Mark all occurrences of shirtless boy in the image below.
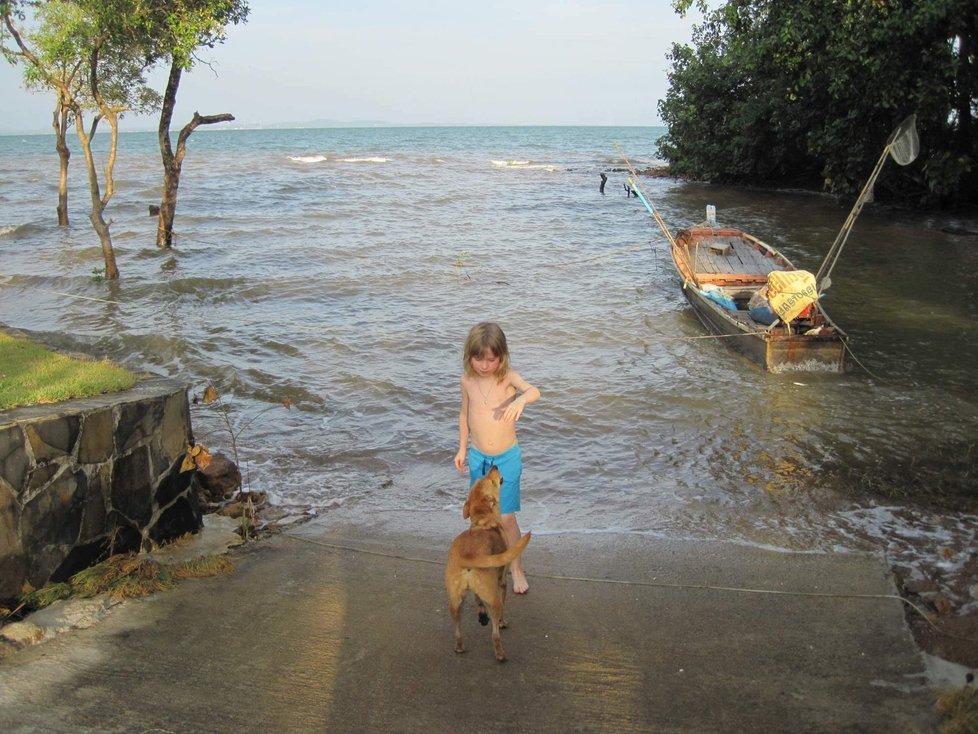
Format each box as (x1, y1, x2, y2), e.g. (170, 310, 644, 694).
(454, 322, 541, 594)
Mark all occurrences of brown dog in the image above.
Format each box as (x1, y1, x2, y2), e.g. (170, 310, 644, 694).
(445, 466, 530, 662)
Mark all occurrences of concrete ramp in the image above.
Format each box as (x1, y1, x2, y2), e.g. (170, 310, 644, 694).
(0, 518, 936, 733)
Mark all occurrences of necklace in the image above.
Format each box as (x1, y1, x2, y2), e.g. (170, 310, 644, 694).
(475, 378, 493, 405)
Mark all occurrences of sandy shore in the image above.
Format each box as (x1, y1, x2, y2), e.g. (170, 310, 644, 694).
(0, 503, 953, 733)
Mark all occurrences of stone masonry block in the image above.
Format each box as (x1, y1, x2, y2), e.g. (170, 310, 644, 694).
(25, 462, 62, 500)
(0, 424, 30, 495)
(160, 390, 191, 462)
(22, 468, 86, 547)
(78, 408, 115, 464)
(0, 479, 23, 566)
(25, 415, 80, 462)
(21, 468, 87, 585)
(78, 465, 110, 545)
(0, 377, 192, 603)
(111, 446, 153, 527)
(116, 398, 164, 454)
(155, 456, 194, 508)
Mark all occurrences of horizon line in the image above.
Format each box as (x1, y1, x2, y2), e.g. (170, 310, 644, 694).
(0, 121, 667, 136)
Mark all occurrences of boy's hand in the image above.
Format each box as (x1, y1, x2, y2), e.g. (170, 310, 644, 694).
(454, 449, 466, 473)
(502, 395, 526, 423)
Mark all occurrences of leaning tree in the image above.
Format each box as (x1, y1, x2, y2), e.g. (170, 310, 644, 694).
(2, 0, 160, 279)
(11, 1, 88, 225)
(142, 0, 250, 249)
(1, 0, 89, 225)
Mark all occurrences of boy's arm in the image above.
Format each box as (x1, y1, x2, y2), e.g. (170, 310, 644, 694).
(502, 370, 540, 422)
(454, 379, 470, 472)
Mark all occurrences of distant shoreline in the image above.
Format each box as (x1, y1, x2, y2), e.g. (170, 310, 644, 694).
(0, 123, 668, 137)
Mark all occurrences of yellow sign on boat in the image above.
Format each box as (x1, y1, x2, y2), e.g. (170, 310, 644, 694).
(767, 270, 818, 322)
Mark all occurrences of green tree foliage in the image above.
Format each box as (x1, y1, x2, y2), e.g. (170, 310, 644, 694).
(2, 0, 161, 278)
(1, 1, 247, 269)
(659, 0, 978, 207)
(18, 0, 90, 224)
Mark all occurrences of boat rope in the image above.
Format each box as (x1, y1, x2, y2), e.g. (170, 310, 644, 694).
(545, 243, 647, 267)
(842, 337, 882, 380)
(675, 332, 759, 340)
(34, 289, 121, 305)
(614, 143, 703, 285)
(644, 328, 764, 342)
(284, 532, 978, 643)
(170, 231, 225, 248)
(613, 143, 678, 245)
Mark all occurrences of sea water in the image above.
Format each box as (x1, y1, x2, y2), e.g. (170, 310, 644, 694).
(1, 126, 976, 607)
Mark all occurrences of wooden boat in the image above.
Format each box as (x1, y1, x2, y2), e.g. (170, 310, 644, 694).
(617, 115, 919, 373)
(669, 217, 847, 372)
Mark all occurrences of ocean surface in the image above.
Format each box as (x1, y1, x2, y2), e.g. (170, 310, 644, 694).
(1, 126, 976, 608)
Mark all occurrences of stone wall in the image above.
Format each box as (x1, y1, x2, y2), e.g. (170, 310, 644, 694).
(0, 377, 202, 602)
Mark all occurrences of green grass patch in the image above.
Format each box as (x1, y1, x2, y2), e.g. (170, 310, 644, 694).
(0, 331, 137, 411)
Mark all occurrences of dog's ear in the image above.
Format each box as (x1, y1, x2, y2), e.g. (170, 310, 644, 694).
(462, 499, 471, 519)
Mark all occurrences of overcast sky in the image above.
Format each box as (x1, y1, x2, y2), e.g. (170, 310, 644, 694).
(0, 1, 699, 133)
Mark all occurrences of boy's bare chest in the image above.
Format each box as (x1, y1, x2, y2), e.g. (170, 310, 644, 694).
(468, 379, 512, 407)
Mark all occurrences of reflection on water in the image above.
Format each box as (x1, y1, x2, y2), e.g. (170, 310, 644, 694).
(0, 127, 976, 595)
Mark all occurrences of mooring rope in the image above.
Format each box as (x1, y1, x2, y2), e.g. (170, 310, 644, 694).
(545, 243, 648, 267)
(169, 231, 225, 248)
(842, 338, 882, 380)
(284, 533, 978, 643)
(34, 289, 121, 305)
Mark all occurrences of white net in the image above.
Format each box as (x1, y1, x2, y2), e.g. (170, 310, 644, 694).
(888, 114, 919, 166)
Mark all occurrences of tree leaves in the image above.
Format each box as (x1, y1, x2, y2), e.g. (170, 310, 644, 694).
(181, 441, 212, 472)
(658, 0, 978, 206)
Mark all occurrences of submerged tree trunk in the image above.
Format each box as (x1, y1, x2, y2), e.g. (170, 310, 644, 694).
(53, 96, 71, 226)
(156, 60, 233, 249)
(75, 113, 119, 280)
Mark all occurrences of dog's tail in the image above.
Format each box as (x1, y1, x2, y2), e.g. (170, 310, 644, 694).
(463, 532, 531, 569)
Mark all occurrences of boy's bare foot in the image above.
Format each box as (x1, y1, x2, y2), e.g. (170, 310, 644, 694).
(512, 568, 529, 594)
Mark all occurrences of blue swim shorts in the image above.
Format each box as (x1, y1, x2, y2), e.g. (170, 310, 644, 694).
(468, 443, 522, 514)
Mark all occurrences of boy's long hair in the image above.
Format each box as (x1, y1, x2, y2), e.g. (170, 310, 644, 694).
(462, 322, 510, 379)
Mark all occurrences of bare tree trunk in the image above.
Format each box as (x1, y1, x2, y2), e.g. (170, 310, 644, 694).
(156, 63, 181, 250)
(89, 210, 119, 279)
(156, 60, 233, 249)
(53, 97, 70, 226)
(157, 159, 179, 249)
(75, 114, 119, 280)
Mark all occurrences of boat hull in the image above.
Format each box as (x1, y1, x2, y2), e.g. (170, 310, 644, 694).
(681, 283, 847, 372)
(671, 226, 847, 372)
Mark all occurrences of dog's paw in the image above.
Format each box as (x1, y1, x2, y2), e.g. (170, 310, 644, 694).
(478, 611, 489, 626)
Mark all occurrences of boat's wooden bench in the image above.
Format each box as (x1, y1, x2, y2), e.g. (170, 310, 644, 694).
(688, 236, 788, 276)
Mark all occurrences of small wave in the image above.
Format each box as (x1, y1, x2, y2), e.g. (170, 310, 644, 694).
(490, 160, 559, 172)
(0, 223, 44, 238)
(288, 154, 328, 163)
(336, 157, 388, 164)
